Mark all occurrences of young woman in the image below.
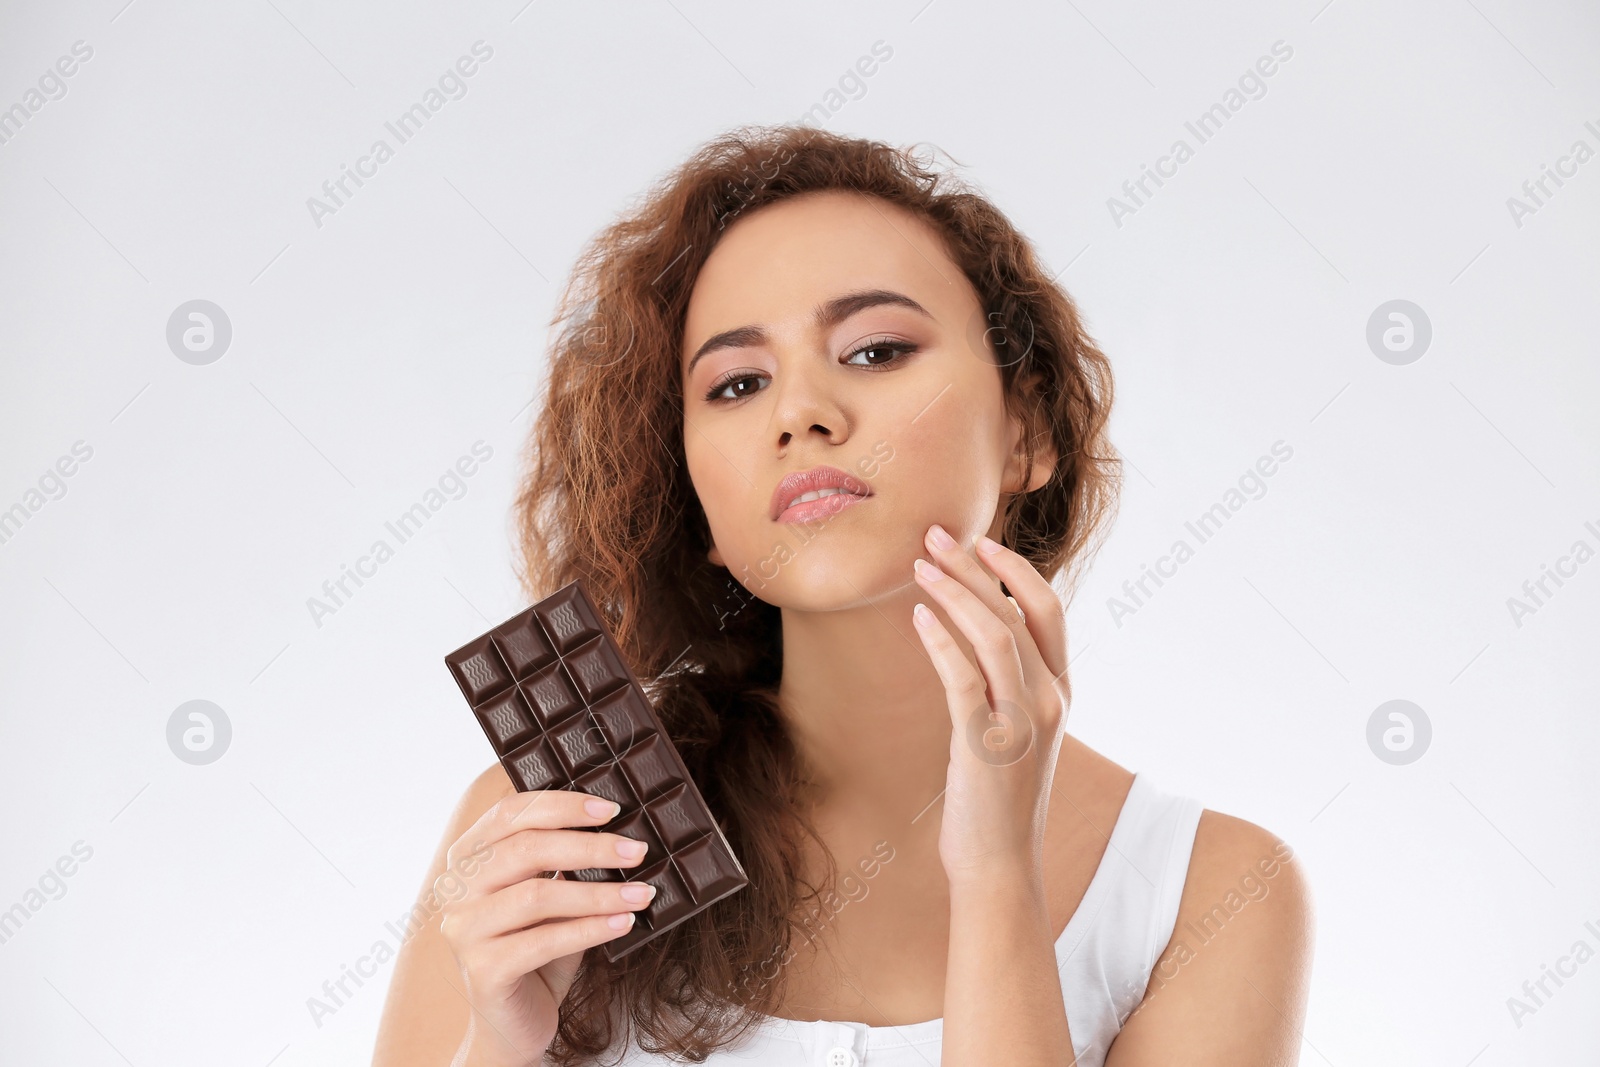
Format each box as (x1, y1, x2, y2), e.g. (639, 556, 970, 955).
(373, 125, 1314, 1066)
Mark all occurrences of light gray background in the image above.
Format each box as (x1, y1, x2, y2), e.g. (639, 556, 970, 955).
(2, 0, 1597, 1063)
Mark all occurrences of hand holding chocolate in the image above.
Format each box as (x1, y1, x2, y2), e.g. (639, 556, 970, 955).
(444, 581, 749, 960)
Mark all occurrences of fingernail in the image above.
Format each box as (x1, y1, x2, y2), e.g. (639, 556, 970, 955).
(914, 558, 944, 582)
(913, 603, 933, 627)
(620, 882, 657, 904)
(928, 523, 956, 550)
(977, 535, 1003, 555)
(617, 838, 648, 861)
(607, 911, 635, 929)
(585, 798, 621, 819)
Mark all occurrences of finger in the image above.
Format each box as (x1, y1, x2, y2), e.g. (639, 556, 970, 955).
(922, 524, 1054, 690)
(447, 789, 623, 873)
(910, 601, 990, 738)
(923, 524, 1015, 619)
(484, 911, 640, 984)
(912, 555, 1026, 706)
(466, 876, 658, 940)
(466, 827, 652, 895)
(973, 533, 1070, 685)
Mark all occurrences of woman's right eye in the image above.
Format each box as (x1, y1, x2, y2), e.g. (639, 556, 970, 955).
(705, 374, 767, 403)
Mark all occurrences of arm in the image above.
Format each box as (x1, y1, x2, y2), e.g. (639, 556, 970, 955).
(945, 861, 1075, 1065)
(372, 764, 515, 1065)
(910, 528, 1314, 1063)
(1105, 812, 1315, 1066)
(910, 527, 1077, 1065)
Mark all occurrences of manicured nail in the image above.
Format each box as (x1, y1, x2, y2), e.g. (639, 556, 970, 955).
(977, 535, 1003, 555)
(607, 911, 636, 929)
(914, 558, 944, 582)
(617, 838, 648, 860)
(928, 523, 956, 550)
(585, 798, 621, 819)
(620, 882, 657, 904)
(913, 603, 933, 627)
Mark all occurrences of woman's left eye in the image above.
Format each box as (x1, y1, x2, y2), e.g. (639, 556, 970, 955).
(844, 340, 918, 368)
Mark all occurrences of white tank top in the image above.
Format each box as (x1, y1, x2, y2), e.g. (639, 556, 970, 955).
(606, 771, 1205, 1066)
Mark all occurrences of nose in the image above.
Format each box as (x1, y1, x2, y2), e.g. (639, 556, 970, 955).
(770, 348, 850, 451)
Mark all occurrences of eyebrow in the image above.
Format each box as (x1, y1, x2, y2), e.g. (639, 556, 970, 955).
(685, 288, 933, 377)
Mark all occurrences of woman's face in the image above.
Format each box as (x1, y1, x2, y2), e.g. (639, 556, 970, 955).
(680, 189, 1053, 612)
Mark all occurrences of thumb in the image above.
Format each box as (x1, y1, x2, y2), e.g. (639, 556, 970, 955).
(540, 948, 585, 1002)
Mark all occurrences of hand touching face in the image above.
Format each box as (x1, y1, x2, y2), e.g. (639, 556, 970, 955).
(910, 523, 1071, 881)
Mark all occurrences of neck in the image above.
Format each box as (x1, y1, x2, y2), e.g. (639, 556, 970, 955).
(774, 580, 958, 829)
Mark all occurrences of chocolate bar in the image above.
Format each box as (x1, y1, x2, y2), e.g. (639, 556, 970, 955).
(444, 580, 748, 959)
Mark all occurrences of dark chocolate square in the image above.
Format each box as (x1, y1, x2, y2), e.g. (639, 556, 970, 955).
(534, 583, 604, 653)
(547, 713, 613, 778)
(571, 762, 640, 819)
(619, 733, 680, 802)
(646, 782, 711, 851)
(674, 834, 745, 903)
(564, 635, 631, 703)
(475, 687, 539, 751)
(608, 807, 668, 871)
(519, 663, 585, 726)
(634, 859, 693, 932)
(568, 864, 625, 884)
(493, 613, 558, 679)
(591, 686, 652, 752)
(503, 735, 565, 793)
(448, 634, 512, 705)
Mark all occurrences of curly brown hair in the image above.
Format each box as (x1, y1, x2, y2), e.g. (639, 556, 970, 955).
(513, 122, 1122, 1063)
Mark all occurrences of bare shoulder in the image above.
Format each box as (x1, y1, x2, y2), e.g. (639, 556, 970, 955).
(452, 761, 518, 829)
(370, 763, 516, 1066)
(1050, 734, 1137, 835)
(1180, 811, 1313, 931)
(1105, 809, 1315, 1066)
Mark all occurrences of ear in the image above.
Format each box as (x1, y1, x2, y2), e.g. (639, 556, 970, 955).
(708, 542, 725, 568)
(1003, 394, 1058, 495)
(1020, 430, 1059, 492)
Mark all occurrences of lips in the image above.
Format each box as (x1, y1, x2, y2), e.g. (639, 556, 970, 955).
(770, 465, 874, 522)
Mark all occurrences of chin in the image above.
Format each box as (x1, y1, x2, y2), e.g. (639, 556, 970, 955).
(738, 541, 919, 613)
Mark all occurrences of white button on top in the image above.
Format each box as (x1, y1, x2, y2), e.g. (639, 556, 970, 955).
(825, 1047, 857, 1067)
